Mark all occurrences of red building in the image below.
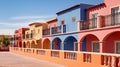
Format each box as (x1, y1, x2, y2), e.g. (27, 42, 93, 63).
(14, 28, 28, 47)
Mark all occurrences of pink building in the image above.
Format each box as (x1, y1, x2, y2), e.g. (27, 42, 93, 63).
(42, 18, 57, 49)
(14, 28, 28, 47)
(78, 0, 120, 54)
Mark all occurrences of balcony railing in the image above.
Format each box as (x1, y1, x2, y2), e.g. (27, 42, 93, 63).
(10, 47, 120, 67)
(36, 50, 46, 55)
(43, 28, 50, 36)
(51, 26, 62, 34)
(103, 12, 120, 27)
(51, 50, 59, 57)
(80, 18, 97, 30)
(64, 51, 77, 60)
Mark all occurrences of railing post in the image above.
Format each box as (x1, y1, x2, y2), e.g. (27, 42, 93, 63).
(50, 27, 52, 35)
(97, 16, 103, 28)
(78, 21, 80, 31)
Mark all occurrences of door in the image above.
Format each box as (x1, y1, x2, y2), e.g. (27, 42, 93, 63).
(92, 42, 100, 52)
(74, 42, 78, 51)
(92, 13, 98, 28)
(116, 41, 120, 54)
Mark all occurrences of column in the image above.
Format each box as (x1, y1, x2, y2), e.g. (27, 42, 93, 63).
(99, 41, 104, 53)
(97, 16, 103, 28)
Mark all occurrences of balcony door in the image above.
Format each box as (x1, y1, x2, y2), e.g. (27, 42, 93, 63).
(111, 7, 119, 25)
(115, 41, 120, 54)
(92, 13, 98, 28)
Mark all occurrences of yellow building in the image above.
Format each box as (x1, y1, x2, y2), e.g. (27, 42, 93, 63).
(22, 22, 47, 48)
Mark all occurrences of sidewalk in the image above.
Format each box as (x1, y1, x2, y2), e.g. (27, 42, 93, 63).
(0, 52, 66, 67)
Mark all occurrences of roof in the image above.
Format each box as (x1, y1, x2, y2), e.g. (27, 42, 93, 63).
(86, 3, 105, 11)
(56, 4, 80, 14)
(46, 18, 57, 23)
(29, 22, 45, 26)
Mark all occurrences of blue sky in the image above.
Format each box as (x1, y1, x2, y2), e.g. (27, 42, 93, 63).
(0, 0, 104, 35)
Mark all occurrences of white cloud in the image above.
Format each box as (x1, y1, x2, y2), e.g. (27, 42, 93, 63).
(0, 15, 56, 35)
(0, 19, 47, 35)
(11, 15, 56, 20)
(0, 29, 15, 35)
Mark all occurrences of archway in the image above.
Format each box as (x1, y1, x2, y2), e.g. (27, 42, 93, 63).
(102, 31, 120, 53)
(52, 38, 62, 50)
(26, 41, 30, 48)
(23, 42, 26, 48)
(43, 38, 50, 49)
(64, 36, 77, 51)
(31, 41, 36, 48)
(36, 39, 42, 48)
(80, 34, 99, 52)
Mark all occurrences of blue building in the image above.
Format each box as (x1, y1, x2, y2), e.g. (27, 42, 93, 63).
(51, 4, 92, 51)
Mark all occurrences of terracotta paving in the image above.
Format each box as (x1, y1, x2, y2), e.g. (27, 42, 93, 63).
(0, 52, 66, 67)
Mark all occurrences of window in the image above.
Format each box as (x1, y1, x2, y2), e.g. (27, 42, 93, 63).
(72, 16, 76, 22)
(111, 7, 119, 25)
(61, 20, 64, 25)
(116, 41, 120, 54)
(92, 13, 98, 28)
(74, 42, 78, 51)
(92, 42, 99, 52)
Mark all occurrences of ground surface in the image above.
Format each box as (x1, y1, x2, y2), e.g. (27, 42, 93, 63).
(0, 52, 66, 67)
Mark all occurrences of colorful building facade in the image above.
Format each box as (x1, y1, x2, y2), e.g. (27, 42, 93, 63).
(14, 28, 28, 47)
(12, 0, 120, 67)
(22, 22, 47, 48)
(42, 18, 57, 49)
(78, 0, 120, 54)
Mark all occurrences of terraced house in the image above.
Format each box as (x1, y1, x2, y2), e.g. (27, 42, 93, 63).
(11, 0, 120, 67)
(22, 22, 47, 48)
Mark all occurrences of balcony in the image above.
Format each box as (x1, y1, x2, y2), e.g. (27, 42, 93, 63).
(51, 26, 62, 34)
(43, 25, 66, 36)
(80, 18, 97, 30)
(43, 28, 50, 36)
(103, 12, 120, 27)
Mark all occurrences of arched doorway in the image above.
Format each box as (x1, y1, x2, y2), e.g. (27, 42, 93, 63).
(102, 31, 120, 54)
(43, 38, 50, 49)
(26, 41, 30, 48)
(31, 41, 36, 48)
(64, 36, 77, 51)
(52, 38, 62, 50)
(36, 39, 42, 48)
(23, 42, 26, 48)
(80, 34, 99, 52)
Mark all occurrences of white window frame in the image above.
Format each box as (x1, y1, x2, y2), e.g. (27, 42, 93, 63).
(92, 41, 100, 52)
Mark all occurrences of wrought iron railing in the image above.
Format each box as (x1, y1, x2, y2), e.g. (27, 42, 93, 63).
(43, 28, 50, 35)
(80, 18, 97, 30)
(103, 12, 120, 27)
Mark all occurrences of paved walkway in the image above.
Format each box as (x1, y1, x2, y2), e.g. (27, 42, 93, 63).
(0, 52, 66, 67)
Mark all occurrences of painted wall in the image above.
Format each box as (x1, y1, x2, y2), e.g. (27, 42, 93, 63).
(14, 28, 28, 47)
(87, 0, 120, 19)
(57, 4, 91, 33)
(51, 33, 78, 50)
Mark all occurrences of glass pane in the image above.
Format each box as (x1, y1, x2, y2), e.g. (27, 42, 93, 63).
(116, 42, 120, 54)
(93, 42, 99, 52)
(74, 42, 78, 51)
